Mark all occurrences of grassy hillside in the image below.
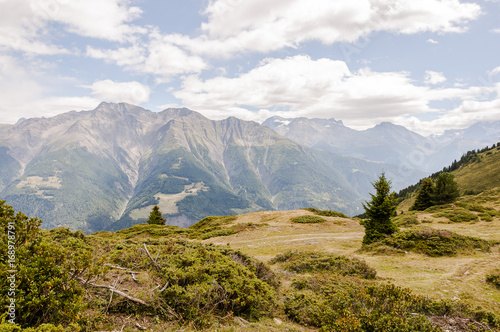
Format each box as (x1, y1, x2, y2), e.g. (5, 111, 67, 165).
(453, 146, 500, 193)
(3, 198, 499, 331)
(2, 145, 500, 331)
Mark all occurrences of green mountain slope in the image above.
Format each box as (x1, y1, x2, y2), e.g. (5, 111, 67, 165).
(453, 145, 500, 193)
(0, 102, 397, 232)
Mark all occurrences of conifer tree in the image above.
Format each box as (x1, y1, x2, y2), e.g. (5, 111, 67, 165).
(147, 205, 166, 225)
(410, 178, 434, 211)
(433, 172, 459, 205)
(362, 173, 398, 245)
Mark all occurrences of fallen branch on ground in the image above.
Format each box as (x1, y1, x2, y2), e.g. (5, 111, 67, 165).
(143, 243, 162, 272)
(69, 272, 148, 305)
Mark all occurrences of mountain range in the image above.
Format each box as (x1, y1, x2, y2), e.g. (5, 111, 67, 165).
(263, 116, 500, 173)
(0, 103, 498, 233)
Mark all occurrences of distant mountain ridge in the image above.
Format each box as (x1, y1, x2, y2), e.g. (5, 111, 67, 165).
(0, 103, 401, 232)
(263, 116, 500, 173)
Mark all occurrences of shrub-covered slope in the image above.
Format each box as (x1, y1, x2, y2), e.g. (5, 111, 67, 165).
(2, 203, 499, 331)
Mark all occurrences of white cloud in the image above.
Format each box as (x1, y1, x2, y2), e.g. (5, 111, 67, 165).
(171, 0, 481, 57)
(490, 66, 500, 76)
(174, 55, 428, 126)
(49, 0, 144, 42)
(175, 55, 349, 111)
(84, 80, 151, 105)
(0, 55, 45, 122)
(86, 45, 146, 67)
(0, 97, 101, 124)
(81, 0, 482, 80)
(424, 71, 447, 85)
(0, 0, 67, 54)
(85, 32, 208, 78)
(0, 0, 143, 54)
(30, 96, 101, 117)
(141, 33, 208, 78)
(491, 28, 500, 33)
(173, 55, 500, 132)
(427, 38, 439, 44)
(397, 94, 500, 135)
(0, 55, 102, 123)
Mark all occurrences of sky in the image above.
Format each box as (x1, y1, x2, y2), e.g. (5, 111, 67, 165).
(1, 0, 500, 135)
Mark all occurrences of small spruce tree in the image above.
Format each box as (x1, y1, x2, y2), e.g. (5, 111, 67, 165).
(362, 173, 398, 245)
(433, 172, 459, 205)
(410, 178, 434, 211)
(147, 205, 166, 225)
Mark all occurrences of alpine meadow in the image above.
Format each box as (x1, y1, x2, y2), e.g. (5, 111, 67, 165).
(2, 0, 500, 331)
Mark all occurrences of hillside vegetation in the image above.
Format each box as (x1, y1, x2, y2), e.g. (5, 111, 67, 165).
(2, 200, 500, 331)
(2, 144, 500, 331)
(454, 146, 500, 193)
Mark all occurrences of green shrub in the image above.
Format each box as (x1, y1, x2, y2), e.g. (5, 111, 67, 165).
(106, 241, 278, 327)
(5, 323, 81, 332)
(304, 207, 349, 218)
(186, 215, 242, 239)
(363, 228, 495, 257)
(291, 215, 326, 224)
(0, 201, 89, 328)
(486, 272, 500, 289)
(433, 208, 479, 223)
(198, 228, 238, 239)
(270, 251, 376, 279)
(284, 274, 442, 331)
(456, 203, 486, 213)
(394, 213, 419, 227)
(479, 213, 494, 222)
(0, 322, 81, 332)
(189, 215, 237, 230)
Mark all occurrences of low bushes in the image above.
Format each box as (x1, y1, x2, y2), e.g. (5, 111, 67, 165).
(155, 243, 277, 326)
(284, 274, 442, 332)
(0, 201, 90, 328)
(106, 240, 278, 328)
(363, 228, 495, 257)
(270, 251, 376, 279)
(394, 213, 420, 227)
(486, 271, 500, 289)
(291, 215, 326, 224)
(304, 207, 349, 218)
(433, 208, 478, 223)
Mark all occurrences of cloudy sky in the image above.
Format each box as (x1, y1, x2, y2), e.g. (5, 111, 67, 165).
(1, 0, 499, 135)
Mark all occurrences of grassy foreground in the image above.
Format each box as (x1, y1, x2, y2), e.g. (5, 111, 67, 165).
(1, 187, 500, 331)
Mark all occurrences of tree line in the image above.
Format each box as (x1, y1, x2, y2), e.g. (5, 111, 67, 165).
(395, 142, 499, 200)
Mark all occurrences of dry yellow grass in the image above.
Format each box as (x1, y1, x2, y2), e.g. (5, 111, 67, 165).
(204, 207, 500, 314)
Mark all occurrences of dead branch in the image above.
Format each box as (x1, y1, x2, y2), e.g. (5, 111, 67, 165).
(135, 322, 147, 330)
(143, 243, 162, 272)
(159, 304, 181, 320)
(70, 272, 148, 306)
(104, 263, 140, 274)
(158, 281, 169, 292)
(104, 289, 114, 314)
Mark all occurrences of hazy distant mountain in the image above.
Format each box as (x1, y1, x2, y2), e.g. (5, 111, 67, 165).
(430, 121, 500, 145)
(263, 117, 429, 164)
(0, 103, 402, 232)
(263, 116, 500, 174)
(426, 121, 500, 171)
